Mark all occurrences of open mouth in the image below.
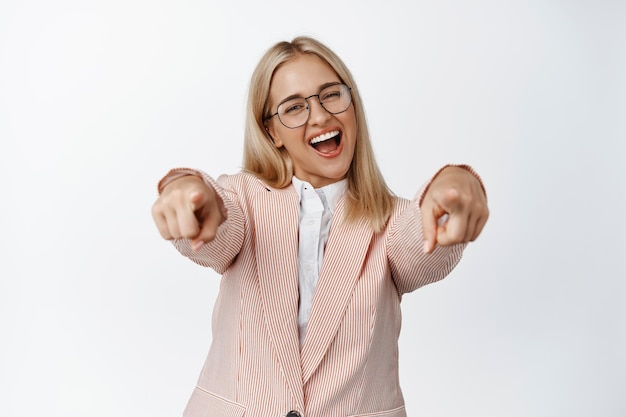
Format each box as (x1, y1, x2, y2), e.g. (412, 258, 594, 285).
(309, 130, 341, 154)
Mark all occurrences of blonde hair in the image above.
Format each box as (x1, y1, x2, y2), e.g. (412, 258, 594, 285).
(243, 36, 395, 232)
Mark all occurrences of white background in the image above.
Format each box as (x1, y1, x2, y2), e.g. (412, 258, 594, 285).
(1, 0, 625, 416)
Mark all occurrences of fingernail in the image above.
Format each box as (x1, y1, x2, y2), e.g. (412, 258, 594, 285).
(191, 240, 204, 251)
(423, 241, 431, 254)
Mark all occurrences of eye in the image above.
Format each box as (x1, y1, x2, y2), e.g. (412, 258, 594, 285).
(321, 87, 342, 101)
(280, 99, 307, 114)
(285, 104, 304, 113)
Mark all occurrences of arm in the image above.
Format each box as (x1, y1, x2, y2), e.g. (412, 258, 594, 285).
(151, 169, 245, 273)
(388, 190, 466, 295)
(388, 165, 488, 294)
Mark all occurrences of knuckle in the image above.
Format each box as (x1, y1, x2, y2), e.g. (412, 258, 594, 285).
(445, 226, 465, 243)
(180, 226, 198, 240)
(156, 224, 171, 240)
(169, 187, 187, 202)
(450, 231, 465, 242)
(458, 191, 472, 206)
(151, 203, 161, 218)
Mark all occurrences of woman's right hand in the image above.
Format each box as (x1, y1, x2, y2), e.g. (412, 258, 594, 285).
(151, 175, 224, 251)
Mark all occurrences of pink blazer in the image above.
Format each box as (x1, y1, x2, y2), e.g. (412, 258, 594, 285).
(170, 171, 465, 417)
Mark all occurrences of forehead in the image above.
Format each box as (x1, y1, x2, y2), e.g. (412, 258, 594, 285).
(269, 54, 341, 101)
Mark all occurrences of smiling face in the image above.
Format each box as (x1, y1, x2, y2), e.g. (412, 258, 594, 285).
(265, 54, 357, 188)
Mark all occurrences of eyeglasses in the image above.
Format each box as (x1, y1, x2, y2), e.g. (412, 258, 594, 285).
(265, 83, 352, 129)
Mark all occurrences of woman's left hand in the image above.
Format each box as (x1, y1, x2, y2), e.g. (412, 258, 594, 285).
(420, 166, 489, 254)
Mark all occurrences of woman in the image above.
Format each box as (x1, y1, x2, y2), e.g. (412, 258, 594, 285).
(152, 36, 488, 417)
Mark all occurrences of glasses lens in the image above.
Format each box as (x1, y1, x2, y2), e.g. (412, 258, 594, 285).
(277, 98, 309, 128)
(319, 84, 351, 114)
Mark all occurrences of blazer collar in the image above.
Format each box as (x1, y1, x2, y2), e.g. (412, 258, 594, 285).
(252, 184, 304, 408)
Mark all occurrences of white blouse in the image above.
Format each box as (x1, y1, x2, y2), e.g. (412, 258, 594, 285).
(292, 176, 348, 346)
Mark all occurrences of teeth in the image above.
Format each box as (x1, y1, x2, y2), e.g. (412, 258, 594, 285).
(310, 131, 339, 145)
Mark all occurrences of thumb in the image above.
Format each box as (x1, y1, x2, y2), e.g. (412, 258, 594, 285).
(190, 189, 222, 251)
(421, 204, 438, 254)
(188, 191, 210, 251)
(421, 188, 459, 254)
(189, 191, 210, 219)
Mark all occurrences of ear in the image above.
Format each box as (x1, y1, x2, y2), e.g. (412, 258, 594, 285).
(264, 123, 283, 148)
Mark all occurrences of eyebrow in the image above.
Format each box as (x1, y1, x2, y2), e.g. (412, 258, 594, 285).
(278, 81, 342, 105)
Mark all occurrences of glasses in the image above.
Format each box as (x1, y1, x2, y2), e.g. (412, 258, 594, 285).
(265, 83, 352, 129)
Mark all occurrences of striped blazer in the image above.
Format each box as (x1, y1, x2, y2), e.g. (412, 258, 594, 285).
(170, 170, 465, 417)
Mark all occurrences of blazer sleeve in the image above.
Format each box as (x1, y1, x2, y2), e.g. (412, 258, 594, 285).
(387, 184, 466, 296)
(159, 168, 246, 274)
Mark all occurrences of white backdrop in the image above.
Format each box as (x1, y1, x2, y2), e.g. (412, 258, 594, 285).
(1, 0, 625, 416)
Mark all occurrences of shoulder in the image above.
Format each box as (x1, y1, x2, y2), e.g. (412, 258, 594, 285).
(394, 196, 411, 210)
(216, 171, 294, 197)
(217, 171, 271, 190)
(380, 195, 422, 238)
(388, 196, 411, 221)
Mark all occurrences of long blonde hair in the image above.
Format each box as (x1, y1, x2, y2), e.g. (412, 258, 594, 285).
(243, 36, 395, 232)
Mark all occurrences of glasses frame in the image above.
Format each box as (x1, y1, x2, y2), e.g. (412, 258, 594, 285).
(264, 83, 352, 129)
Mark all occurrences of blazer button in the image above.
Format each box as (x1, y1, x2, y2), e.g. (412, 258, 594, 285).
(285, 411, 301, 417)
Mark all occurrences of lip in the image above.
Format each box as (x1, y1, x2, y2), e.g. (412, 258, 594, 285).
(306, 128, 343, 158)
(311, 133, 343, 159)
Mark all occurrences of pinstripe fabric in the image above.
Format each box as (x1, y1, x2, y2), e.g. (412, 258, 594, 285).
(170, 170, 466, 417)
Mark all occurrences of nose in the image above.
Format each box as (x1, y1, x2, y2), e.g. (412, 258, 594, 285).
(306, 95, 332, 126)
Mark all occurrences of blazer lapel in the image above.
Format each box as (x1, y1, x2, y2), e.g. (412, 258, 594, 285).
(253, 185, 304, 408)
(300, 198, 373, 383)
